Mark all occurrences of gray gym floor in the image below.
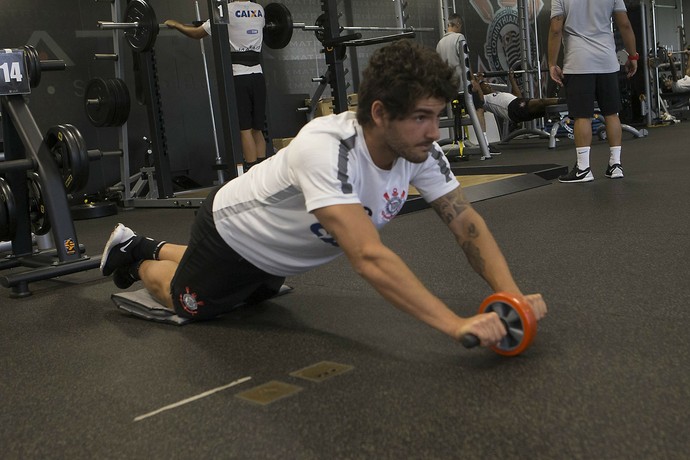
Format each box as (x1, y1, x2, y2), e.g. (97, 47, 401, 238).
(1, 121, 689, 459)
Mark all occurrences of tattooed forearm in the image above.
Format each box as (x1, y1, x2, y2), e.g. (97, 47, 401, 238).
(430, 189, 471, 224)
(461, 223, 486, 276)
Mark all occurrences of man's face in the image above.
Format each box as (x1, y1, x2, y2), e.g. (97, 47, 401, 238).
(380, 97, 446, 164)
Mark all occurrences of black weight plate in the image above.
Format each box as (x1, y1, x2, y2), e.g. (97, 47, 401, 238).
(85, 78, 116, 127)
(111, 78, 131, 126)
(124, 0, 159, 52)
(23, 45, 41, 88)
(26, 172, 50, 235)
(45, 125, 85, 193)
(314, 14, 327, 43)
(105, 78, 121, 128)
(63, 124, 90, 166)
(71, 202, 118, 221)
(0, 177, 17, 241)
(106, 78, 127, 127)
(62, 124, 90, 192)
(264, 2, 293, 49)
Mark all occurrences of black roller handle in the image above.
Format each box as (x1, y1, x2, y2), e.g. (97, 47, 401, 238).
(460, 318, 509, 349)
(461, 334, 480, 349)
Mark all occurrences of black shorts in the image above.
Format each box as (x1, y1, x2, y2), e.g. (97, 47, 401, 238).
(507, 98, 531, 123)
(234, 73, 267, 131)
(170, 187, 285, 320)
(563, 72, 621, 118)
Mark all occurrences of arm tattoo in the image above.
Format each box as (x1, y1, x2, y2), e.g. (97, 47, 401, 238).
(461, 223, 486, 276)
(432, 189, 487, 276)
(430, 188, 471, 225)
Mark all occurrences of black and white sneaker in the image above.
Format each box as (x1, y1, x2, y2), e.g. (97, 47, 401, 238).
(558, 164, 594, 183)
(100, 223, 140, 276)
(605, 163, 624, 179)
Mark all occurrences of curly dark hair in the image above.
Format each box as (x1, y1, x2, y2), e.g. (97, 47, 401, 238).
(356, 39, 458, 126)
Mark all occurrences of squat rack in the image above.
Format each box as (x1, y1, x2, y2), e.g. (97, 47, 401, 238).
(640, 0, 687, 125)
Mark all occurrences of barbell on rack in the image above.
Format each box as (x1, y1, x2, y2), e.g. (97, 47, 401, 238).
(96, 1, 434, 52)
(475, 69, 546, 78)
(263, 3, 433, 49)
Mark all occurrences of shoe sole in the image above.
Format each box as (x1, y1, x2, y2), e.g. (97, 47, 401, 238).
(100, 224, 127, 275)
(558, 176, 594, 183)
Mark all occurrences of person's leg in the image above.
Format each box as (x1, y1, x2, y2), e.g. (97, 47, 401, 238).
(240, 129, 258, 164)
(603, 114, 623, 147)
(110, 243, 185, 309)
(139, 260, 178, 309)
(234, 74, 255, 164)
(573, 118, 593, 148)
(250, 73, 268, 162)
(559, 74, 595, 183)
(597, 72, 624, 178)
(251, 129, 266, 160)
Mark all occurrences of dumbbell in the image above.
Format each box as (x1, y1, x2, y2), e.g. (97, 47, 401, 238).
(460, 292, 537, 356)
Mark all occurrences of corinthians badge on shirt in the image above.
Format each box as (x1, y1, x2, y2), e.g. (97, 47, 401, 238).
(381, 188, 406, 221)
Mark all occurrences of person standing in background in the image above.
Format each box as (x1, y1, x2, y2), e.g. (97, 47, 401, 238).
(548, 0, 638, 183)
(165, 0, 268, 170)
(437, 13, 501, 156)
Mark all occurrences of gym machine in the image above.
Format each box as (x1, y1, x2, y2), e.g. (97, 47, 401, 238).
(497, 0, 551, 144)
(0, 47, 101, 297)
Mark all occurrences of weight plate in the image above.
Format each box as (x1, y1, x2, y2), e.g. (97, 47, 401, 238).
(111, 78, 131, 126)
(124, 0, 159, 52)
(314, 14, 327, 43)
(0, 177, 18, 241)
(264, 2, 293, 49)
(71, 202, 118, 221)
(106, 78, 121, 128)
(62, 124, 90, 192)
(45, 125, 88, 193)
(27, 172, 50, 235)
(477, 292, 537, 357)
(85, 78, 117, 127)
(23, 45, 41, 88)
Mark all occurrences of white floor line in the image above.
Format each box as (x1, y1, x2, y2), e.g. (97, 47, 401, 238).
(133, 376, 252, 422)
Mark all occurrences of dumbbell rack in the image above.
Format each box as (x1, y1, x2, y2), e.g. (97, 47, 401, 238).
(0, 50, 100, 297)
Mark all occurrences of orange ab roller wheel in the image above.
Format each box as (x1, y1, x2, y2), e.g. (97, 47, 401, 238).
(460, 292, 538, 356)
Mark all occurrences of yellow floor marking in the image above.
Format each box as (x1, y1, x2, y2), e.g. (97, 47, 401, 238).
(409, 173, 522, 196)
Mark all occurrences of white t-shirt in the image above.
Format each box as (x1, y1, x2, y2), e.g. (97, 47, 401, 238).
(436, 32, 468, 91)
(482, 92, 517, 120)
(550, 0, 627, 74)
(202, 1, 264, 76)
(672, 75, 690, 92)
(213, 111, 460, 276)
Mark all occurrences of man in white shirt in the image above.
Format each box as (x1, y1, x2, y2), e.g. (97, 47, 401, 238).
(436, 14, 501, 155)
(101, 40, 547, 350)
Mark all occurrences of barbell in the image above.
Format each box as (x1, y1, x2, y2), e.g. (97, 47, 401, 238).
(97, 1, 433, 52)
(476, 69, 546, 78)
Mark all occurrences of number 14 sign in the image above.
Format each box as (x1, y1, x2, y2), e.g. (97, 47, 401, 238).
(0, 49, 31, 96)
